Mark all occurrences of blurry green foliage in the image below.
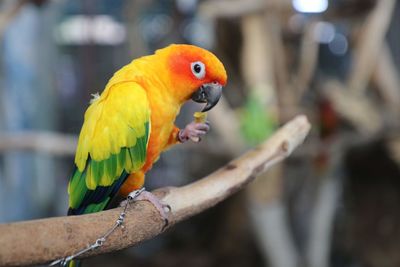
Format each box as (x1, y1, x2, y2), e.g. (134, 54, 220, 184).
(240, 93, 277, 146)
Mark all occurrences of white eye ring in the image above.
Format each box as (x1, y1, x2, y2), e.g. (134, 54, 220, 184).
(190, 61, 206, 79)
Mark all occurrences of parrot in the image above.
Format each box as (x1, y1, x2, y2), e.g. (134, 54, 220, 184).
(67, 44, 227, 251)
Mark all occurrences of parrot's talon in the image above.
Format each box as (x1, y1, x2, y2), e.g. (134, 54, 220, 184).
(127, 189, 170, 226)
(161, 218, 169, 231)
(179, 121, 210, 143)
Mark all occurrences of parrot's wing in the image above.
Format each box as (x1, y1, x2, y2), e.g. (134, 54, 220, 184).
(68, 82, 150, 214)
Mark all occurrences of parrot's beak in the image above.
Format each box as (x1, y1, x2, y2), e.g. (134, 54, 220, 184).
(191, 82, 223, 112)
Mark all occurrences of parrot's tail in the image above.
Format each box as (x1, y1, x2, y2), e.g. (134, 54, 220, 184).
(67, 259, 81, 267)
(66, 171, 129, 267)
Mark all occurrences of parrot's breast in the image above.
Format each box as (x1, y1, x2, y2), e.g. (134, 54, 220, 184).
(141, 86, 181, 173)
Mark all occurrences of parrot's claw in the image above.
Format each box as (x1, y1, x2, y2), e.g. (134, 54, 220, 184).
(178, 121, 210, 143)
(122, 189, 170, 230)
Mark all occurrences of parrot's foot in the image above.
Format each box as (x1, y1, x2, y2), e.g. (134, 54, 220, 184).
(121, 188, 171, 229)
(178, 121, 210, 143)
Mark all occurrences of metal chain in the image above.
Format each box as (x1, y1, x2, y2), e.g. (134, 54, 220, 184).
(49, 188, 146, 266)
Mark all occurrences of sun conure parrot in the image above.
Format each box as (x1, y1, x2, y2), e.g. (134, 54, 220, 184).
(67, 44, 227, 223)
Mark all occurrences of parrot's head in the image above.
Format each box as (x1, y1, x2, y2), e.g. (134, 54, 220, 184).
(158, 44, 227, 112)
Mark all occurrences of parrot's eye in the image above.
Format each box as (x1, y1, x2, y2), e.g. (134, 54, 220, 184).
(191, 61, 206, 79)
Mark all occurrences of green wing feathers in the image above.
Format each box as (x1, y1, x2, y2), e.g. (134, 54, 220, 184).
(68, 82, 151, 214)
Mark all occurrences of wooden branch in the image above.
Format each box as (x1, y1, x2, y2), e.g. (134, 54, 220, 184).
(306, 167, 340, 267)
(323, 80, 382, 135)
(0, 131, 77, 156)
(250, 200, 299, 267)
(199, 0, 292, 19)
(371, 42, 400, 115)
(295, 20, 320, 100)
(241, 12, 275, 93)
(347, 0, 396, 94)
(240, 11, 279, 114)
(0, 115, 311, 266)
(266, 11, 297, 121)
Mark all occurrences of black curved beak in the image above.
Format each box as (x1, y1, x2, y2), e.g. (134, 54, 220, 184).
(191, 82, 223, 112)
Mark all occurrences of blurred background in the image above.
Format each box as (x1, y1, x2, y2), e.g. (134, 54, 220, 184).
(1, 0, 400, 266)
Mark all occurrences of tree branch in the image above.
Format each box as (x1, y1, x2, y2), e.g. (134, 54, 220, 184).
(0, 131, 77, 156)
(0, 115, 311, 266)
(323, 80, 382, 135)
(347, 0, 396, 94)
(199, 0, 292, 19)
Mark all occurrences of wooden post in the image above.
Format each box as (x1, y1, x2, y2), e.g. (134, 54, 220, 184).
(347, 0, 396, 94)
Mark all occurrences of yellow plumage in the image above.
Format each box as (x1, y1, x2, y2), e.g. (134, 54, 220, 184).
(76, 82, 150, 172)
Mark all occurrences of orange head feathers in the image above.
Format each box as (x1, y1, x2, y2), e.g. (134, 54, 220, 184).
(154, 44, 227, 110)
